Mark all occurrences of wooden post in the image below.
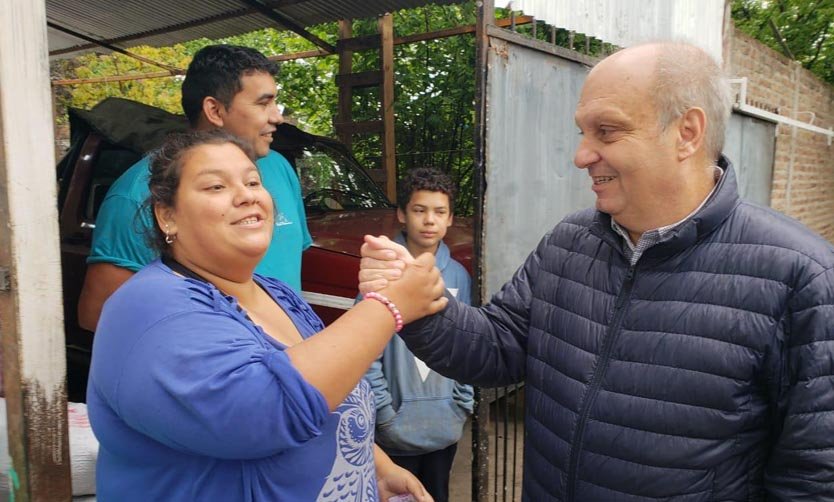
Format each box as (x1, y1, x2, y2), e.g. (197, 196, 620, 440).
(337, 19, 353, 148)
(473, 2, 495, 500)
(379, 13, 397, 202)
(0, 0, 72, 500)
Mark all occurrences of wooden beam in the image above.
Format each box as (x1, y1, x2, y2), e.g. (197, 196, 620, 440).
(48, 52, 316, 85)
(472, 1, 495, 500)
(338, 15, 534, 51)
(337, 19, 354, 148)
(396, 15, 533, 45)
(52, 70, 176, 86)
(334, 119, 383, 136)
(47, 22, 183, 74)
(335, 70, 382, 89)
(379, 13, 396, 202)
(52, 47, 334, 86)
(337, 35, 381, 53)
(49, 7, 256, 57)
(366, 169, 387, 185)
(238, 0, 335, 54)
(271, 48, 331, 62)
(0, 1, 72, 500)
(52, 17, 534, 87)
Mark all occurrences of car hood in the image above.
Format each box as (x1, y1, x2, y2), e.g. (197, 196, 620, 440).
(307, 208, 474, 266)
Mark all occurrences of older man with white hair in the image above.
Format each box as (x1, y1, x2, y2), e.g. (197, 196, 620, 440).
(359, 41, 834, 500)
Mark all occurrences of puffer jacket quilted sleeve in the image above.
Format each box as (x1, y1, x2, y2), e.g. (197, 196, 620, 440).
(398, 231, 550, 387)
(764, 258, 834, 500)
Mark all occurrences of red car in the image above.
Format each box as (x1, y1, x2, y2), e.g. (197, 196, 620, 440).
(57, 98, 473, 401)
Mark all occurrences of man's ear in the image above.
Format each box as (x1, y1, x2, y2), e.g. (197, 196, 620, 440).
(677, 107, 707, 161)
(154, 205, 177, 236)
(202, 97, 226, 128)
(396, 208, 406, 225)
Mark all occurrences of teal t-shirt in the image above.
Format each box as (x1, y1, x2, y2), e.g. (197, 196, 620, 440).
(88, 150, 312, 291)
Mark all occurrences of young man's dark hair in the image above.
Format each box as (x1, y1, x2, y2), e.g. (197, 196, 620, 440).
(181, 44, 279, 126)
(77, 44, 309, 334)
(396, 167, 457, 212)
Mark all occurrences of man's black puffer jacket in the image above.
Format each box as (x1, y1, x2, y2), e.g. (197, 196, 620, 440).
(400, 160, 834, 501)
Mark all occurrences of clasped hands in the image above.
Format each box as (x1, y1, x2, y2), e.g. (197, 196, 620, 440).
(360, 235, 448, 324)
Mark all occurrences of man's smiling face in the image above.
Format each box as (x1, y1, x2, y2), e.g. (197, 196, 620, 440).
(573, 46, 682, 234)
(216, 71, 283, 158)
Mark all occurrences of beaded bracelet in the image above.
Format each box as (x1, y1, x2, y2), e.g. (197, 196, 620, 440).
(364, 291, 404, 332)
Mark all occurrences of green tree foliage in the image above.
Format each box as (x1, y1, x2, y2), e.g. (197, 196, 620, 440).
(733, 0, 834, 83)
(52, 1, 488, 214)
(347, 3, 479, 214)
(54, 44, 195, 116)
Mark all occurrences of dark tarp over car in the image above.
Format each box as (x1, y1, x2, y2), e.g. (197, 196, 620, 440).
(68, 97, 189, 155)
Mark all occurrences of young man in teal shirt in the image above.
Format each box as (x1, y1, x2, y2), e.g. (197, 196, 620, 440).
(78, 45, 311, 331)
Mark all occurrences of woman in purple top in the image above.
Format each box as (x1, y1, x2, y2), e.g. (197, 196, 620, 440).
(87, 130, 446, 501)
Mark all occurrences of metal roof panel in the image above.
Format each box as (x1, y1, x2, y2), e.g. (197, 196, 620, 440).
(47, 0, 463, 58)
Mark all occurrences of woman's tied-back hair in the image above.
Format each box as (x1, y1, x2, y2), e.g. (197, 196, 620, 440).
(181, 44, 279, 127)
(396, 167, 457, 212)
(145, 130, 256, 257)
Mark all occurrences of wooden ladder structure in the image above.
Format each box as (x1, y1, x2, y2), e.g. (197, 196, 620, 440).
(335, 13, 397, 201)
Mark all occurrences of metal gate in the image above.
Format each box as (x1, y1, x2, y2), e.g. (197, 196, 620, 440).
(724, 113, 776, 207)
(482, 30, 596, 300)
(474, 28, 598, 502)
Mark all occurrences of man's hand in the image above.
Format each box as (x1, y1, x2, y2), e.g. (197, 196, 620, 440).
(78, 263, 135, 331)
(379, 251, 447, 324)
(359, 235, 415, 294)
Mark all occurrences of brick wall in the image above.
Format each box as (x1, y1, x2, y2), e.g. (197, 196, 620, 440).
(725, 27, 834, 242)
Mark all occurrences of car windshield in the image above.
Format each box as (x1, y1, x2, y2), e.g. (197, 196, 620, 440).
(295, 142, 392, 212)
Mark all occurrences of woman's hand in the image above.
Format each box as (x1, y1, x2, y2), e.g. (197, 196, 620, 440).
(375, 446, 434, 502)
(379, 250, 447, 324)
(359, 235, 414, 294)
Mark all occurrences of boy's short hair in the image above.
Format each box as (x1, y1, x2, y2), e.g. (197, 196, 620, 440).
(397, 167, 456, 211)
(181, 44, 279, 126)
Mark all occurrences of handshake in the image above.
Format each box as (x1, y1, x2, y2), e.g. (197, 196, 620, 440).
(358, 235, 449, 325)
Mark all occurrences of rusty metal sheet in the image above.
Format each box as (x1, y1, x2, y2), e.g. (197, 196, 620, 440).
(723, 113, 775, 207)
(482, 36, 596, 298)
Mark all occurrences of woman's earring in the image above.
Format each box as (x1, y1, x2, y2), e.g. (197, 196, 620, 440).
(164, 224, 176, 245)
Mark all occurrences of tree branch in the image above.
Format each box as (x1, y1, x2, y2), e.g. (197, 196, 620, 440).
(806, 23, 830, 67)
(769, 17, 796, 59)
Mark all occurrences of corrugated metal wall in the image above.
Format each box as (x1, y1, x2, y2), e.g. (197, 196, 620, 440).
(47, 0, 465, 56)
(511, 0, 726, 63)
